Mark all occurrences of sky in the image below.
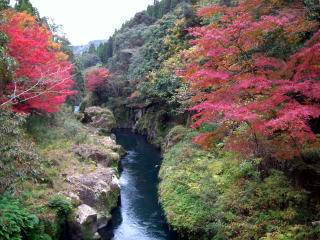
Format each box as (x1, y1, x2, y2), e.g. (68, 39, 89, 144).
(27, 0, 154, 46)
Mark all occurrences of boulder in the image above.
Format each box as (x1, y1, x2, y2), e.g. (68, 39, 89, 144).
(98, 136, 126, 156)
(74, 204, 105, 239)
(66, 165, 120, 239)
(72, 144, 120, 167)
(75, 204, 98, 236)
(83, 107, 116, 134)
(66, 166, 120, 215)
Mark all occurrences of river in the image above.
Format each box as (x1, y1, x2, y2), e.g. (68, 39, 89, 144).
(99, 129, 179, 240)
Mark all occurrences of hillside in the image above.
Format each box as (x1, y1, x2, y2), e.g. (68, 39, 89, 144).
(1, 0, 320, 239)
(73, 39, 107, 55)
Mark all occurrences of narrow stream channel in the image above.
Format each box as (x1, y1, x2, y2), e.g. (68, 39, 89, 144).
(100, 129, 179, 240)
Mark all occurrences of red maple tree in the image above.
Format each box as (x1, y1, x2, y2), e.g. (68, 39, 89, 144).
(0, 10, 75, 113)
(183, 0, 320, 160)
(85, 67, 111, 92)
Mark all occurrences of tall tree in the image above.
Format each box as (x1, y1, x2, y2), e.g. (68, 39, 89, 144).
(184, 0, 320, 160)
(88, 43, 96, 54)
(0, 0, 9, 11)
(106, 37, 113, 59)
(164, 0, 172, 13)
(14, 0, 40, 19)
(0, 10, 75, 113)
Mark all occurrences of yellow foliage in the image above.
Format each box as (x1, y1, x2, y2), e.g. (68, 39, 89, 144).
(49, 41, 61, 50)
(55, 52, 68, 61)
(3, 10, 36, 28)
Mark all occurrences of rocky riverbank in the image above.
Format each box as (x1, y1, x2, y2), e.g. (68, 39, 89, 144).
(26, 106, 125, 240)
(63, 106, 124, 239)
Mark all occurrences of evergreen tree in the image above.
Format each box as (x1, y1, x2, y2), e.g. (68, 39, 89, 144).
(88, 43, 96, 54)
(164, 0, 172, 13)
(14, 0, 40, 19)
(147, 5, 155, 18)
(154, 0, 161, 18)
(106, 36, 113, 59)
(0, 0, 10, 11)
(96, 37, 113, 64)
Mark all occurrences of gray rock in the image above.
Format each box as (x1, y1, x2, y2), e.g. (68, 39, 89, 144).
(66, 165, 120, 215)
(75, 204, 98, 237)
(72, 143, 120, 167)
(66, 166, 120, 239)
(83, 107, 116, 134)
(93, 232, 102, 239)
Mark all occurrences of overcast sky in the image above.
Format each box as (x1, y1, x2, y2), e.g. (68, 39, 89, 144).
(28, 0, 154, 46)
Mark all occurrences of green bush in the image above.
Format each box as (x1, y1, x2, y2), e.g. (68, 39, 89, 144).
(0, 109, 43, 193)
(0, 193, 51, 240)
(24, 106, 87, 147)
(159, 129, 320, 240)
(48, 195, 73, 221)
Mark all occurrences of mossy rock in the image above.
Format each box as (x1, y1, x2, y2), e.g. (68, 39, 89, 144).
(163, 125, 187, 151)
(83, 107, 116, 134)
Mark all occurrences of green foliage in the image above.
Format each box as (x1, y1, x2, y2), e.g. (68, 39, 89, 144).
(159, 131, 217, 238)
(129, 14, 177, 79)
(0, 109, 43, 193)
(47, 196, 73, 239)
(97, 36, 113, 64)
(126, 4, 198, 113)
(54, 35, 75, 61)
(0, 0, 10, 11)
(135, 107, 169, 146)
(66, 58, 86, 106)
(301, 0, 319, 20)
(48, 195, 73, 221)
(0, 17, 17, 94)
(14, 0, 40, 19)
(159, 129, 320, 239)
(147, 0, 194, 19)
(87, 43, 96, 54)
(78, 52, 100, 68)
(0, 193, 51, 240)
(164, 124, 188, 151)
(24, 106, 88, 147)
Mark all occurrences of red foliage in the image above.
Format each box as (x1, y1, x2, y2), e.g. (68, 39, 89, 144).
(0, 10, 75, 113)
(85, 67, 112, 92)
(129, 92, 138, 99)
(183, 0, 320, 160)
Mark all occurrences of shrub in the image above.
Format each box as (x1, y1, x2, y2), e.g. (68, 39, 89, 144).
(0, 108, 42, 193)
(0, 193, 51, 240)
(24, 106, 87, 147)
(159, 129, 320, 239)
(48, 195, 73, 222)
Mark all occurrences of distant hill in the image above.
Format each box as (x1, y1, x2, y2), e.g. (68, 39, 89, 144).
(73, 40, 107, 55)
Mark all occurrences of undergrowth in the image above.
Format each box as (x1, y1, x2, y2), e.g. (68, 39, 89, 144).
(159, 128, 320, 240)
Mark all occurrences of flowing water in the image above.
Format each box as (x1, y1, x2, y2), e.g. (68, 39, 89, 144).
(100, 129, 179, 240)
